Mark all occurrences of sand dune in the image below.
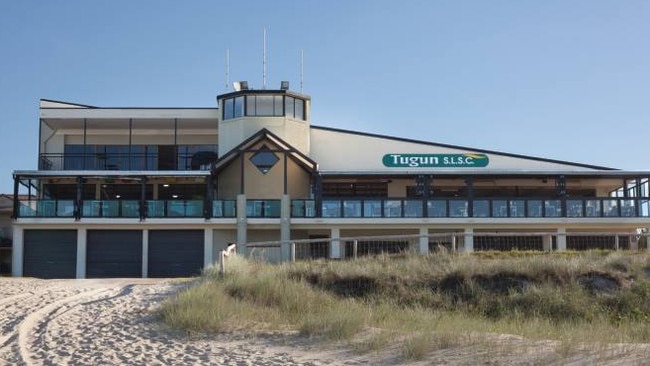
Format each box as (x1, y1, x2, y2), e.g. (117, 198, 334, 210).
(1, 277, 649, 365)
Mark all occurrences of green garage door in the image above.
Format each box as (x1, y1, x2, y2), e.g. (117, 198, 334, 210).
(87, 230, 143, 278)
(24, 229, 77, 279)
(148, 230, 204, 278)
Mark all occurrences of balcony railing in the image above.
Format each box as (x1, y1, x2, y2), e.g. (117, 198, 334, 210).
(291, 198, 650, 219)
(38, 151, 217, 171)
(15, 197, 650, 219)
(246, 200, 281, 218)
(17, 199, 237, 218)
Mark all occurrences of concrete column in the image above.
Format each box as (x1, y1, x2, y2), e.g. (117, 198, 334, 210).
(76, 228, 87, 279)
(463, 228, 474, 253)
(142, 229, 148, 278)
(556, 228, 567, 251)
(204, 228, 214, 268)
(614, 235, 620, 251)
(543, 234, 552, 252)
(11, 226, 23, 277)
(329, 228, 342, 259)
(418, 227, 429, 254)
(280, 194, 292, 261)
(236, 194, 247, 253)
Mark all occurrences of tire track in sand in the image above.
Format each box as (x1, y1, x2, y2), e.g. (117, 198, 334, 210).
(17, 287, 114, 366)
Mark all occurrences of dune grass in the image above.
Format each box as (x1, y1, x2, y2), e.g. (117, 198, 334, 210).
(160, 251, 650, 360)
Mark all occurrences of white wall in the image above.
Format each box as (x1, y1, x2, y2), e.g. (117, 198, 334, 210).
(310, 128, 605, 172)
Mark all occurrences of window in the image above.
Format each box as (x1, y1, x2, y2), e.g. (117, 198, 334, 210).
(249, 145, 279, 174)
(223, 96, 244, 119)
(224, 94, 305, 120)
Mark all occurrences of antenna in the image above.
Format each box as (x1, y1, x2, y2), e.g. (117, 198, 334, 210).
(300, 49, 304, 93)
(225, 49, 230, 92)
(263, 27, 267, 90)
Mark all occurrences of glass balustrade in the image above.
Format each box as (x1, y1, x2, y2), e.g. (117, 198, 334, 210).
(14, 197, 650, 219)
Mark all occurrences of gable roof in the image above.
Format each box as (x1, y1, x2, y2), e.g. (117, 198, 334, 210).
(211, 128, 318, 175)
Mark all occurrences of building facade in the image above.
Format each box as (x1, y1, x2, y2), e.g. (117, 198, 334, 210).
(11, 85, 650, 278)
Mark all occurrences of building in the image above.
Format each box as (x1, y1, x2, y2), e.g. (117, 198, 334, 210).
(11, 83, 650, 278)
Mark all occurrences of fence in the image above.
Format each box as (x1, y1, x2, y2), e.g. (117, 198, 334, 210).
(242, 231, 649, 262)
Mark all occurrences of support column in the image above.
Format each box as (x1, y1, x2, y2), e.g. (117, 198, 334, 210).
(463, 228, 474, 253)
(204, 228, 214, 268)
(142, 229, 148, 278)
(556, 228, 567, 251)
(329, 228, 342, 259)
(236, 194, 247, 253)
(76, 228, 87, 279)
(418, 227, 429, 254)
(542, 234, 552, 252)
(11, 226, 23, 277)
(280, 194, 292, 261)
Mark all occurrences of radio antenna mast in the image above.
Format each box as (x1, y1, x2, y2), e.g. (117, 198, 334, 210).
(300, 49, 304, 93)
(263, 28, 267, 89)
(225, 49, 230, 91)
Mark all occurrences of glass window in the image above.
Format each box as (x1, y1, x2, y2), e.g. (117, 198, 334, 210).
(295, 98, 304, 120)
(256, 95, 274, 115)
(285, 96, 295, 119)
(224, 98, 234, 119)
(234, 96, 244, 118)
(274, 96, 283, 116)
(246, 95, 256, 116)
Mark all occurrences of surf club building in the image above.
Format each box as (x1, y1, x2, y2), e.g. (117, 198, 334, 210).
(10, 82, 650, 278)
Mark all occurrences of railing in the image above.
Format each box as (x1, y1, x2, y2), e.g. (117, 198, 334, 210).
(291, 197, 650, 219)
(38, 152, 216, 171)
(19, 200, 75, 217)
(17, 199, 237, 218)
(82, 200, 140, 218)
(246, 231, 648, 262)
(246, 200, 281, 218)
(15, 197, 650, 219)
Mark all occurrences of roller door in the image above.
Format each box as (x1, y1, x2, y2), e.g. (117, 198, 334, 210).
(24, 230, 77, 279)
(148, 230, 203, 277)
(87, 230, 142, 278)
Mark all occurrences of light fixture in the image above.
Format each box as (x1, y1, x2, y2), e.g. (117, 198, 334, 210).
(172, 194, 179, 199)
(163, 184, 170, 187)
(233, 81, 249, 91)
(115, 195, 121, 198)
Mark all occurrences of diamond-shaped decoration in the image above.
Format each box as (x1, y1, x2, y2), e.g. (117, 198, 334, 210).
(250, 145, 279, 174)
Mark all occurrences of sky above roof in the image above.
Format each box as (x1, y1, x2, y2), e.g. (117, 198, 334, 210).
(1, 1, 649, 193)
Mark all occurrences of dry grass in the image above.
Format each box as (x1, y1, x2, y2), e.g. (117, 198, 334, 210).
(160, 250, 650, 362)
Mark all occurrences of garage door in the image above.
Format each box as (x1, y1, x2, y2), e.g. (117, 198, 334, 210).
(148, 230, 203, 278)
(87, 230, 142, 278)
(24, 230, 77, 279)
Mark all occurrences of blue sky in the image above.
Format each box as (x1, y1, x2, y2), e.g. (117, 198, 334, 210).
(1, 1, 649, 193)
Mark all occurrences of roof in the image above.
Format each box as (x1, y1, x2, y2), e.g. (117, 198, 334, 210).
(310, 125, 617, 171)
(212, 128, 318, 175)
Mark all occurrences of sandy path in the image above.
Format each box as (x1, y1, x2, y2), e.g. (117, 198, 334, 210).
(1, 278, 353, 366)
(2, 277, 650, 365)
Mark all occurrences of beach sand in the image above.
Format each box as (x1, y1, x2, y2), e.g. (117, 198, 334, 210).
(1, 277, 649, 365)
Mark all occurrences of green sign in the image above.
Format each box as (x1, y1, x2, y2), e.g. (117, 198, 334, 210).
(382, 153, 489, 168)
